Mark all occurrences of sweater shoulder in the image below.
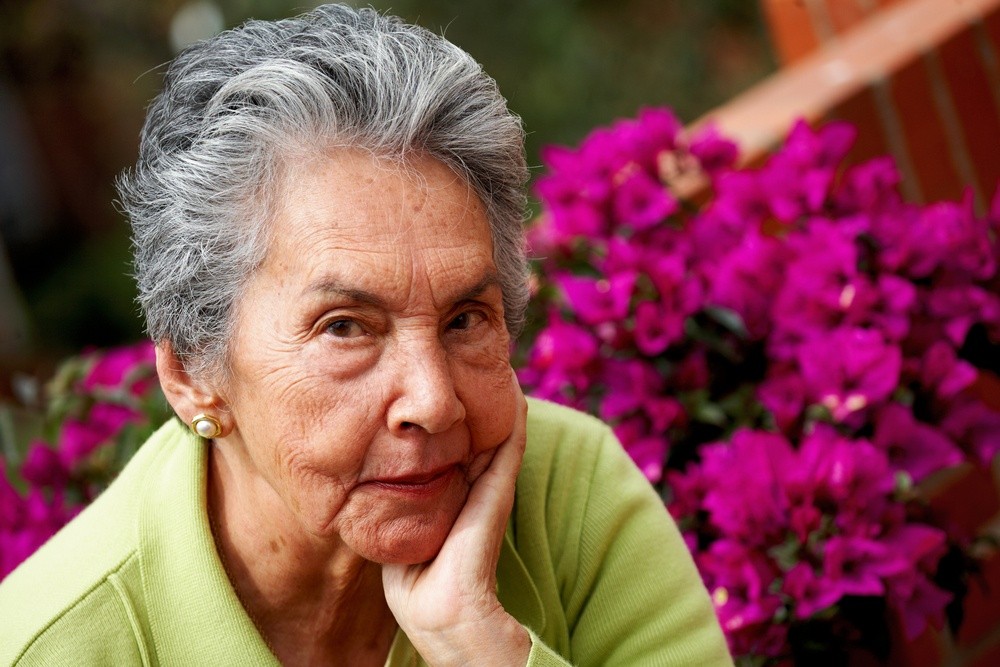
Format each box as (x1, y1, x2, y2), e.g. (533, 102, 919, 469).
(517, 397, 618, 563)
(523, 397, 612, 477)
(1, 552, 147, 665)
(0, 421, 180, 664)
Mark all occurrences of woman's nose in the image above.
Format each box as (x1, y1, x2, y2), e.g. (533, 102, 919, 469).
(386, 338, 466, 435)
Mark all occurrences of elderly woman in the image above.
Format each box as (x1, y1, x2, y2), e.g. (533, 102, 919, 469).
(0, 5, 731, 666)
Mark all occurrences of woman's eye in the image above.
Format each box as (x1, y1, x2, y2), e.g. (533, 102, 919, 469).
(447, 311, 483, 331)
(325, 319, 365, 338)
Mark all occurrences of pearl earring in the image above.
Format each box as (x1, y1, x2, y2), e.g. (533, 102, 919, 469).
(190, 413, 223, 439)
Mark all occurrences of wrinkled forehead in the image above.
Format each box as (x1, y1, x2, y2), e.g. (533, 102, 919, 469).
(248, 147, 495, 305)
(269, 144, 488, 235)
(271, 147, 486, 237)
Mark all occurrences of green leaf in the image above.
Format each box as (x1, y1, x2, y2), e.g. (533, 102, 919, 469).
(0, 404, 22, 467)
(683, 316, 741, 362)
(768, 535, 803, 571)
(693, 401, 727, 426)
(703, 304, 749, 338)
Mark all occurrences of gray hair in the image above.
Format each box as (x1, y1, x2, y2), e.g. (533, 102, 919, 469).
(117, 3, 528, 379)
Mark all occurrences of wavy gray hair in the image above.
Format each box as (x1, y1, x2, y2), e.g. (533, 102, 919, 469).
(117, 3, 528, 379)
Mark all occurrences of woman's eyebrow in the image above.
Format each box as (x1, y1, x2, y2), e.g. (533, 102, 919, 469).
(303, 280, 388, 307)
(302, 271, 501, 307)
(452, 272, 501, 304)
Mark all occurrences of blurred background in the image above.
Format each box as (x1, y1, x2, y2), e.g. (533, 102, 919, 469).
(0, 0, 775, 380)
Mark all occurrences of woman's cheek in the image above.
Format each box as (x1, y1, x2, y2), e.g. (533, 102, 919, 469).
(455, 343, 517, 454)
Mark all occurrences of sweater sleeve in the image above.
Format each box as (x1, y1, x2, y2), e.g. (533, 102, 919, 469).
(555, 422, 733, 666)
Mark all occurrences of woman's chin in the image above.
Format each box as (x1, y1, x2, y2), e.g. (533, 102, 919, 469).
(346, 520, 453, 564)
(332, 472, 469, 564)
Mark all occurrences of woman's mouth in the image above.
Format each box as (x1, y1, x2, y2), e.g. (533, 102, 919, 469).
(368, 465, 457, 497)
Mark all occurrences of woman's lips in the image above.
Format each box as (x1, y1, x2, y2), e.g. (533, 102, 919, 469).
(368, 465, 458, 497)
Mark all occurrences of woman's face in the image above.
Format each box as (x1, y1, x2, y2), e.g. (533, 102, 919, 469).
(217, 150, 517, 564)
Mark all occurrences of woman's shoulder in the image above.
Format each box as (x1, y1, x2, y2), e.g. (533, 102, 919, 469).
(525, 396, 608, 433)
(522, 393, 660, 505)
(522, 396, 631, 496)
(0, 554, 148, 665)
(0, 420, 186, 664)
(518, 397, 634, 549)
(515, 398, 733, 666)
(523, 397, 613, 468)
(519, 396, 691, 578)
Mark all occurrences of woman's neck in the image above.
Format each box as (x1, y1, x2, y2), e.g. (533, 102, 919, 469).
(206, 440, 398, 666)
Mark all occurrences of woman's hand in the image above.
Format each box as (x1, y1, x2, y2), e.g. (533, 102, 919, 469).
(381, 373, 530, 667)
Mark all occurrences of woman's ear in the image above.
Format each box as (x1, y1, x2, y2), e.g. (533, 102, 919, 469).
(155, 342, 233, 437)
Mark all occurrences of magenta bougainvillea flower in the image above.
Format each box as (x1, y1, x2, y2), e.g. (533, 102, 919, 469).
(783, 562, 842, 619)
(917, 341, 978, 400)
(612, 168, 679, 230)
(520, 107, 1000, 662)
(616, 106, 683, 174)
(0, 478, 78, 579)
(556, 272, 637, 326)
(757, 367, 807, 435)
(687, 124, 739, 174)
(58, 403, 144, 469)
(705, 228, 787, 340)
(1, 341, 165, 579)
(517, 314, 598, 407)
(698, 539, 787, 658)
(796, 327, 902, 423)
(872, 403, 963, 482)
(940, 397, 1000, 466)
(80, 341, 156, 393)
(698, 430, 795, 548)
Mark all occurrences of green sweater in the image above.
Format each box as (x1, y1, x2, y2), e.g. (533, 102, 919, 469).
(0, 398, 732, 666)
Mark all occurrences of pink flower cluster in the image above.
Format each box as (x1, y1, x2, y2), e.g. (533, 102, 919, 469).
(670, 427, 950, 657)
(519, 109, 1000, 661)
(1, 342, 158, 578)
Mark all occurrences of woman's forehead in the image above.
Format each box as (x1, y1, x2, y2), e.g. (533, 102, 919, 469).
(254, 148, 496, 306)
(272, 148, 488, 240)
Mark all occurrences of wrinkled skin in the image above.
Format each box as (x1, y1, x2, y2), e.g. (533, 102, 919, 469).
(158, 149, 529, 665)
(221, 150, 518, 565)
